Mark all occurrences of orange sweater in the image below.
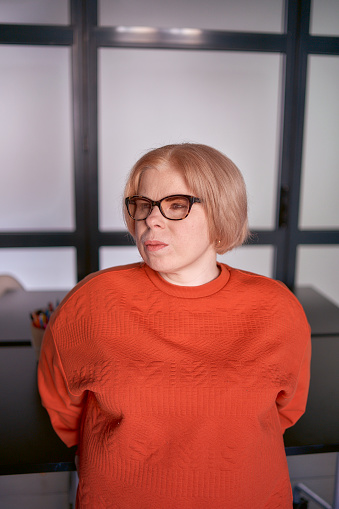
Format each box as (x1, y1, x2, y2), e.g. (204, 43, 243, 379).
(38, 263, 311, 509)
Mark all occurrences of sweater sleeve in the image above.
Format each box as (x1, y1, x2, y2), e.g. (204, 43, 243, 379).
(276, 334, 312, 434)
(38, 326, 86, 447)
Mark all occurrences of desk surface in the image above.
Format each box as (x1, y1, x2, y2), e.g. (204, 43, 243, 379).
(0, 285, 338, 473)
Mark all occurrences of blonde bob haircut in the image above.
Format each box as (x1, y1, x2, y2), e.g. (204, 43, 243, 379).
(123, 143, 249, 255)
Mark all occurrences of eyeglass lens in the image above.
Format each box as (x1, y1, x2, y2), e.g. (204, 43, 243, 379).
(129, 196, 191, 220)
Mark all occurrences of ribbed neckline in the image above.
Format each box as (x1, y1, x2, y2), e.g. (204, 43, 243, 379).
(143, 263, 230, 298)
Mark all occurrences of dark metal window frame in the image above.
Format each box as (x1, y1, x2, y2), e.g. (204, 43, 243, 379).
(0, 0, 338, 287)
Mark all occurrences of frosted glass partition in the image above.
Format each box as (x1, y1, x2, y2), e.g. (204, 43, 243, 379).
(296, 246, 339, 307)
(0, 46, 75, 231)
(217, 245, 274, 278)
(100, 245, 274, 278)
(100, 246, 142, 270)
(0, 0, 69, 24)
(0, 247, 76, 290)
(98, 49, 282, 231)
(299, 56, 339, 229)
(310, 0, 339, 36)
(99, 0, 284, 33)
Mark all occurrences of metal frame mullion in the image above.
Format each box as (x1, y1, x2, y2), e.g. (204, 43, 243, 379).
(307, 35, 339, 55)
(274, 0, 311, 288)
(299, 231, 339, 244)
(83, 0, 101, 273)
(94, 26, 286, 53)
(284, 0, 310, 290)
(70, 0, 91, 282)
(0, 233, 75, 248)
(0, 24, 73, 45)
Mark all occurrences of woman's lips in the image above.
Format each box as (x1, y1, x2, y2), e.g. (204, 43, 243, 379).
(144, 241, 168, 252)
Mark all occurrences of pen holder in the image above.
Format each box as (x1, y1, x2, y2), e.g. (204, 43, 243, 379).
(30, 324, 45, 361)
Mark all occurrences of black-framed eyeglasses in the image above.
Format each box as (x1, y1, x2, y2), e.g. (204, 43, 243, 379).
(125, 194, 202, 221)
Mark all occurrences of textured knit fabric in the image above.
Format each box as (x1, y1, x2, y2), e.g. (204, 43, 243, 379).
(38, 262, 311, 509)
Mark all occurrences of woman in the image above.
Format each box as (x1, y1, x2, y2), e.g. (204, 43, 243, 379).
(38, 143, 311, 508)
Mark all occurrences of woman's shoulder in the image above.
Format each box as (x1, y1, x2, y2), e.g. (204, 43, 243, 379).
(225, 263, 289, 291)
(81, 262, 145, 288)
(223, 264, 310, 334)
(224, 263, 308, 317)
(72, 262, 144, 291)
(51, 262, 146, 321)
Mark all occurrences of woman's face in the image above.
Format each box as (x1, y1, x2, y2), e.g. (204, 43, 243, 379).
(135, 165, 219, 286)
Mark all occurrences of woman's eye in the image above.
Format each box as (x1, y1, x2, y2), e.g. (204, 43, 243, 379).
(170, 201, 187, 210)
(138, 202, 150, 210)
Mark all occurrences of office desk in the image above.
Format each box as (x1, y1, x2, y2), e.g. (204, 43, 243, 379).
(284, 335, 339, 455)
(0, 289, 73, 474)
(0, 286, 338, 475)
(0, 346, 76, 475)
(284, 288, 339, 456)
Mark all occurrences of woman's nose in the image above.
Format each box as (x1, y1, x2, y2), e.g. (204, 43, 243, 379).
(145, 205, 165, 227)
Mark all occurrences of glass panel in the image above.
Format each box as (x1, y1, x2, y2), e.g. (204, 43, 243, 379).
(99, 0, 284, 33)
(296, 246, 339, 306)
(0, 247, 76, 290)
(217, 245, 274, 278)
(98, 49, 282, 231)
(100, 246, 142, 270)
(0, 46, 74, 231)
(0, 0, 69, 25)
(299, 56, 339, 229)
(310, 0, 339, 36)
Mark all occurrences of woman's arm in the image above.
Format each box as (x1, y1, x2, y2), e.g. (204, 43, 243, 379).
(38, 327, 86, 448)
(276, 336, 312, 434)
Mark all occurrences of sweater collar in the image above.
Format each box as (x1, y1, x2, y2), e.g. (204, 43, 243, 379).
(143, 262, 230, 298)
